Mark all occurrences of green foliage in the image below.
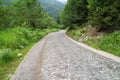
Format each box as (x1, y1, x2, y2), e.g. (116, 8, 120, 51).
(60, 0, 88, 28)
(0, 6, 12, 28)
(0, 48, 14, 63)
(0, 0, 5, 4)
(0, 0, 59, 79)
(0, 27, 59, 79)
(67, 27, 120, 57)
(85, 31, 120, 56)
(87, 0, 120, 28)
(60, 0, 120, 30)
(67, 30, 82, 40)
(0, 0, 58, 29)
(39, 13, 58, 28)
(11, 0, 43, 28)
(67, 27, 87, 40)
(97, 31, 120, 56)
(0, 43, 34, 80)
(0, 29, 17, 48)
(0, 27, 59, 64)
(0, 0, 59, 65)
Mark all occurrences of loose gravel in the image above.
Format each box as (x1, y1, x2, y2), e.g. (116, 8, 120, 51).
(11, 30, 120, 80)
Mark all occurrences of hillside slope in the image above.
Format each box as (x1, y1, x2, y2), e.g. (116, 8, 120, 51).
(5, 0, 64, 21)
(38, 0, 64, 20)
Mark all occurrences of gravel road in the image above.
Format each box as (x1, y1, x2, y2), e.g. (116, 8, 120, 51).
(11, 30, 120, 80)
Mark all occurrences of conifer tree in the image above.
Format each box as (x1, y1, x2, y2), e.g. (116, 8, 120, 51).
(87, 0, 120, 29)
(60, 0, 88, 28)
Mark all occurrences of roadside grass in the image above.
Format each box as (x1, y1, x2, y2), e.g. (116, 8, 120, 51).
(67, 27, 120, 57)
(0, 27, 59, 80)
(0, 29, 17, 48)
(0, 43, 34, 80)
(91, 31, 120, 56)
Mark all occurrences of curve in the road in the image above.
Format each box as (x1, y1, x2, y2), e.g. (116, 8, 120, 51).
(11, 30, 120, 80)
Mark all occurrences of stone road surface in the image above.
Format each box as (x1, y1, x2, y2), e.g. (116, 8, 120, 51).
(11, 30, 120, 80)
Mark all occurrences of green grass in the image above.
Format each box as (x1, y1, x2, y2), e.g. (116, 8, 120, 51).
(0, 27, 59, 80)
(67, 28, 120, 57)
(0, 29, 17, 48)
(0, 43, 34, 80)
(93, 31, 120, 56)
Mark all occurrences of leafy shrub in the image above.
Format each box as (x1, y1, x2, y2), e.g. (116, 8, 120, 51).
(0, 48, 14, 63)
(15, 27, 31, 48)
(67, 27, 87, 40)
(0, 26, 58, 64)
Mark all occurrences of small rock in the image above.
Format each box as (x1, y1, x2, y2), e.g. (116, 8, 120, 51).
(17, 53, 23, 57)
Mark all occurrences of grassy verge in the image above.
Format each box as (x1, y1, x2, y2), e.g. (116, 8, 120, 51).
(0, 43, 34, 80)
(0, 27, 59, 80)
(67, 27, 120, 57)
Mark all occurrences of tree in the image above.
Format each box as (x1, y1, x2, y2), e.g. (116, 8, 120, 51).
(12, 0, 43, 28)
(0, 0, 58, 29)
(87, 0, 120, 29)
(39, 13, 57, 28)
(0, 0, 5, 5)
(0, 0, 13, 29)
(60, 0, 88, 28)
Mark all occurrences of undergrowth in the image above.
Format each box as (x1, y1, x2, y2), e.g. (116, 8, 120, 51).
(0, 27, 59, 80)
(90, 31, 120, 56)
(67, 27, 120, 57)
(67, 27, 87, 41)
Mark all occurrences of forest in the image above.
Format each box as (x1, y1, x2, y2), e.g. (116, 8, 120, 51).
(0, 0, 120, 79)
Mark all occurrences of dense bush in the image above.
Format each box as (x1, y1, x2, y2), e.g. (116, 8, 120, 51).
(0, 27, 58, 64)
(0, 48, 14, 63)
(15, 27, 46, 49)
